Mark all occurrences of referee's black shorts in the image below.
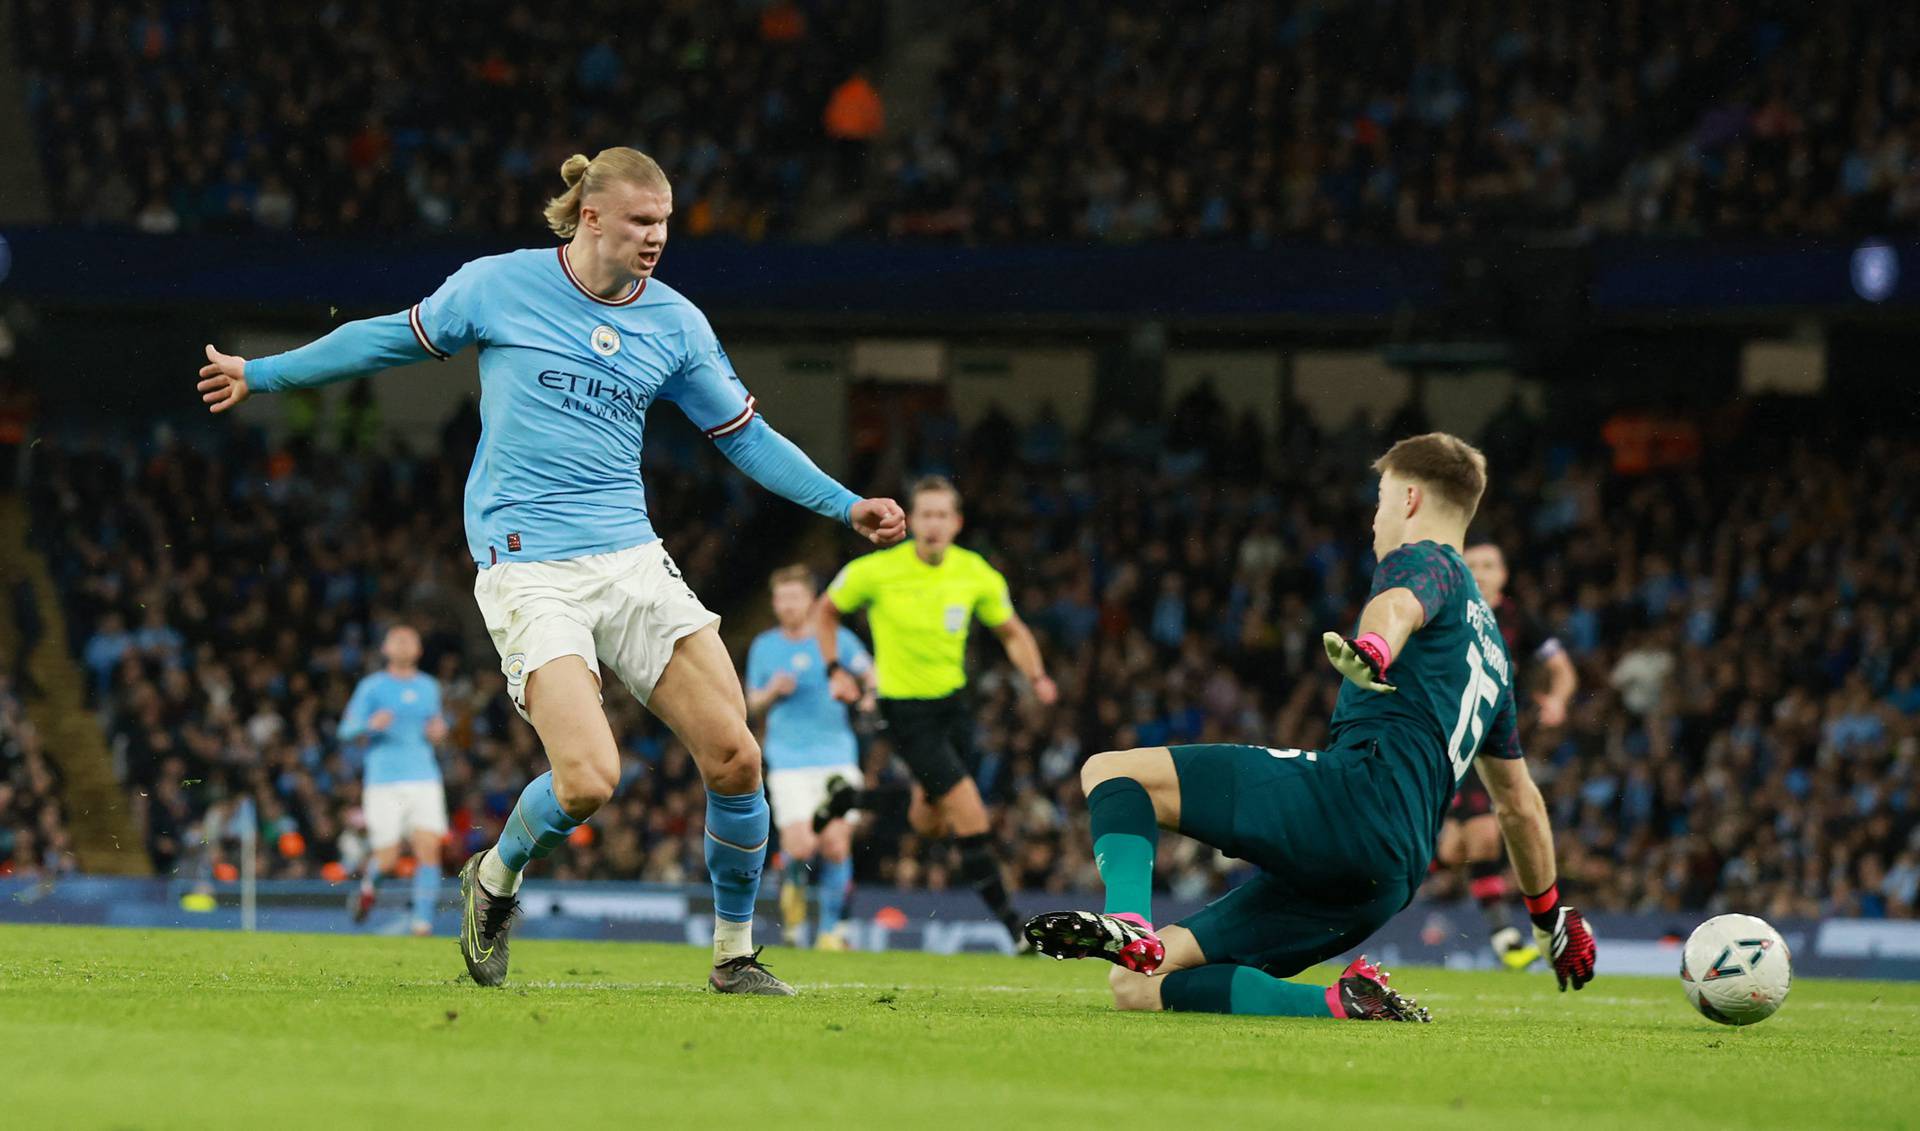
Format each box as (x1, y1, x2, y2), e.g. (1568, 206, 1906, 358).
(879, 693, 978, 800)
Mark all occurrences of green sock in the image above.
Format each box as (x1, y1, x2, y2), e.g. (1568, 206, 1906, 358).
(1160, 965, 1335, 1018)
(1088, 778, 1158, 920)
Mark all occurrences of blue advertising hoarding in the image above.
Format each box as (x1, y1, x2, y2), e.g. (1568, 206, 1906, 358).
(7, 876, 1917, 981)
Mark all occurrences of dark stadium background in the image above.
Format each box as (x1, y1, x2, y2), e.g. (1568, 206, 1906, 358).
(1, 0, 1916, 974)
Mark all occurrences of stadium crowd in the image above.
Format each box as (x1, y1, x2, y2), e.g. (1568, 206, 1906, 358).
(873, 0, 1712, 242)
(875, 0, 1920, 244)
(20, 1, 1920, 247)
(15, 390, 1920, 924)
(15, 0, 885, 240)
(1617, 3, 1920, 237)
(0, 663, 73, 879)
(21, 405, 803, 885)
(927, 393, 1920, 924)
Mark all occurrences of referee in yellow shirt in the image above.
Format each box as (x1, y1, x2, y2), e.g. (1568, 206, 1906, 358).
(813, 475, 1056, 946)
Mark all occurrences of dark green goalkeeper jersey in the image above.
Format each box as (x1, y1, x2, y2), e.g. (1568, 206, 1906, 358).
(1327, 540, 1524, 859)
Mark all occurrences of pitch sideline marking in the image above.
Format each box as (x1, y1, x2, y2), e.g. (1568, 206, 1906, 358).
(383, 979, 1920, 1012)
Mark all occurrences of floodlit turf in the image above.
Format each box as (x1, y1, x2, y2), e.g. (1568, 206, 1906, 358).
(0, 925, 1915, 1130)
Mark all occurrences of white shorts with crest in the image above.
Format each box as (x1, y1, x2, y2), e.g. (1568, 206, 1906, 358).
(473, 542, 718, 720)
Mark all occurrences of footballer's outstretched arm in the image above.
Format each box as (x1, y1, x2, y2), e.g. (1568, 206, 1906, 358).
(1354, 586, 1428, 655)
(712, 417, 904, 543)
(1476, 753, 1555, 896)
(201, 261, 483, 412)
(1326, 541, 1462, 692)
(1477, 732, 1597, 991)
(666, 310, 904, 545)
(198, 311, 444, 412)
(1323, 586, 1426, 692)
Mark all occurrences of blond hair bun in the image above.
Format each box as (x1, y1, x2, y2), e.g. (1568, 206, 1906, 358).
(543, 147, 671, 238)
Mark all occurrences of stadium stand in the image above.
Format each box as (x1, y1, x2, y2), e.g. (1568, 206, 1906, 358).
(866, 1, 1918, 243)
(6, 0, 1916, 919)
(0, 664, 73, 878)
(20, 1, 1918, 246)
(932, 394, 1920, 921)
(13, 0, 886, 239)
(1618, 3, 1920, 237)
(17, 392, 1920, 920)
(23, 409, 803, 883)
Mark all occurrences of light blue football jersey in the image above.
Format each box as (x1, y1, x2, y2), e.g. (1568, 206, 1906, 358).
(338, 670, 444, 786)
(244, 244, 860, 567)
(746, 626, 871, 771)
(415, 247, 756, 565)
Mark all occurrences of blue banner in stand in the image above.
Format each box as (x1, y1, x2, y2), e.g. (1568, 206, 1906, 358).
(5, 876, 1919, 980)
(4, 226, 1919, 317)
(1589, 235, 1920, 310)
(0, 227, 1445, 319)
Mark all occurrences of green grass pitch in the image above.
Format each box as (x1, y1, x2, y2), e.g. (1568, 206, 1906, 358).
(1, 924, 1914, 1130)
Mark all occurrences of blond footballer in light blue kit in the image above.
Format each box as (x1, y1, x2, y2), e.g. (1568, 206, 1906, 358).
(196, 147, 907, 993)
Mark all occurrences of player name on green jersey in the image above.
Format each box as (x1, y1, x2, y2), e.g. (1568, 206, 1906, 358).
(1328, 540, 1523, 855)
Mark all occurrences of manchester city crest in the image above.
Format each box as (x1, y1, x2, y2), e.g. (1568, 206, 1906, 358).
(590, 324, 622, 356)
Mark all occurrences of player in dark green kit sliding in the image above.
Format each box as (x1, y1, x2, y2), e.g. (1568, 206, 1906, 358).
(1025, 433, 1597, 1020)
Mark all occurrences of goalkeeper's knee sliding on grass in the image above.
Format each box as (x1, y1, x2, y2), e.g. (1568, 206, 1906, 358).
(1025, 434, 1597, 1020)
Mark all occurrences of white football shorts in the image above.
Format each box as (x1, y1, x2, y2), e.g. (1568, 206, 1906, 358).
(766, 764, 862, 829)
(363, 780, 449, 850)
(473, 541, 720, 721)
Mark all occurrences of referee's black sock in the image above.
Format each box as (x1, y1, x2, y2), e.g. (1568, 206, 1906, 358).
(957, 833, 1022, 943)
(813, 781, 911, 834)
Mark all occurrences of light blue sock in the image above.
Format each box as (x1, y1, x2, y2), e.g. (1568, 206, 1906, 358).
(411, 863, 441, 924)
(816, 856, 854, 935)
(705, 790, 769, 924)
(495, 772, 581, 872)
(362, 855, 382, 891)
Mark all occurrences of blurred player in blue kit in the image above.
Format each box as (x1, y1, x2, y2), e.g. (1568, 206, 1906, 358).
(341, 624, 447, 936)
(746, 565, 874, 950)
